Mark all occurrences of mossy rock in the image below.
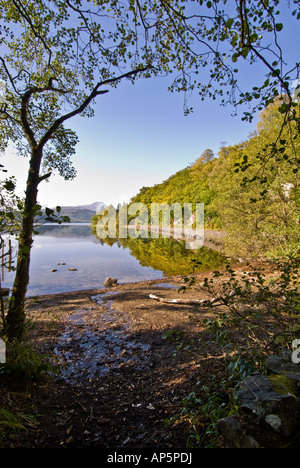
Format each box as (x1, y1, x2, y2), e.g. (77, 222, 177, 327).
(268, 374, 299, 400)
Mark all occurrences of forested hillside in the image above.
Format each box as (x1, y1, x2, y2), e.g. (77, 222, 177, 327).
(130, 99, 300, 258)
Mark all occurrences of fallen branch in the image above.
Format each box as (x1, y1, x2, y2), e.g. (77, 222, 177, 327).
(149, 292, 233, 306)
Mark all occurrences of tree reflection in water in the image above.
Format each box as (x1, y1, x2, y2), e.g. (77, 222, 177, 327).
(92, 231, 227, 277)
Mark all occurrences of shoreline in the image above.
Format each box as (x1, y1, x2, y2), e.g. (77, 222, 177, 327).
(25, 276, 183, 301)
(24, 256, 277, 302)
(2, 257, 284, 448)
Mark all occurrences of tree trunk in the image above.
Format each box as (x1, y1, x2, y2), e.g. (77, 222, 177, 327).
(5, 148, 42, 342)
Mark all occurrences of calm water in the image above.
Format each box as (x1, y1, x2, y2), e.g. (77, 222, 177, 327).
(1, 223, 227, 296)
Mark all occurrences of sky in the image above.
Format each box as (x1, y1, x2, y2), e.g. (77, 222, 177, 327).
(1, 3, 299, 209)
(0, 76, 260, 208)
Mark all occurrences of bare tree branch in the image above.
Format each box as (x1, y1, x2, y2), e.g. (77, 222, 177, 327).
(38, 65, 153, 150)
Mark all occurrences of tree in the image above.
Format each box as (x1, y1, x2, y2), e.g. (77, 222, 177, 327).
(0, 0, 152, 341)
(1, 0, 299, 342)
(192, 149, 215, 169)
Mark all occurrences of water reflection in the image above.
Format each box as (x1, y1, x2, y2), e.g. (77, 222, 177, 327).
(2, 224, 227, 296)
(92, 230, 227, 277)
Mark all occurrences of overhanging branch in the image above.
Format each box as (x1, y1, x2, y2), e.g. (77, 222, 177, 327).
(38, 172, 52, 183)
(38, 65, 153, 150)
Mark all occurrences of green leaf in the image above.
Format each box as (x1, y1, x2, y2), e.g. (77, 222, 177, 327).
(3, 180, 15, 192)
(241, 48, 249, 59)
(45, 207, 54, 217)
(275, 23, 283, 31)
(226, 18, 234, 28)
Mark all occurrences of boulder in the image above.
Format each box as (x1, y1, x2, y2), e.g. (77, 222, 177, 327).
(266, 353, 300, 383)
(237, 374, 300, 438)
(216, 416, 260, 448)
(217, 352, 300, 448)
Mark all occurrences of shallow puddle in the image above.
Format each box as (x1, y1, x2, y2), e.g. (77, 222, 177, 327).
(53, 291, 149, 384)
(154, 283, 178, 289)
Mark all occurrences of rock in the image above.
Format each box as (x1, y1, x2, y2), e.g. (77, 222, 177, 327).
(237, 374, 300, 437)
(216, 416, 260, 448)
(104, 277, 118, 288)
(266, 353, 300, 383)
(217, 353, 300, 448)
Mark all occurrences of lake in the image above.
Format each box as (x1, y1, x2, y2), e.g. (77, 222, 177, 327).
(1, 224, 227, 296)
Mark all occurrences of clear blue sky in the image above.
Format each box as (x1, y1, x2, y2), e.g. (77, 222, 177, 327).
(1, 4, 299, 209)
(1, 77, 259, 208)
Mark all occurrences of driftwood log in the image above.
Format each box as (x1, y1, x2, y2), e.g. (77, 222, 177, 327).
(149, 290, 235, 307)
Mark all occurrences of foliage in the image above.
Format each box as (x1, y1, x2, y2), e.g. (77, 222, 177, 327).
(163, 253, 300, 447)
(91, 229, 227, 276)
(0, 408, 37, 443)
(0, 166, 23, 332)
(202, 258, 300, 323)
(130, 99, 300, 258)
(213, 98, 300, 257)
(130, 163, 219, 227)
(0, 340, 57, 380)
(0, 166, 23, 239)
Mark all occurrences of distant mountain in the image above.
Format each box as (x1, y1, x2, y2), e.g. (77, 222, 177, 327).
(41, 202, 107, 223)
(60, 202, 106, 213)
(58, 202, 106, 222)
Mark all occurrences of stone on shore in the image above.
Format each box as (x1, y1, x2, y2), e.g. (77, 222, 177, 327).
(104, 277, 118, 288)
